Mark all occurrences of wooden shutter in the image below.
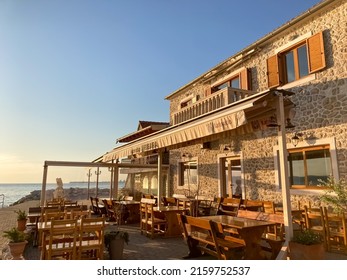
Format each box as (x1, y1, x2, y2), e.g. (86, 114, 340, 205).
(205, 87, 212, 96)
(239, 68, 251, 90)
(307, 31, 326, 73)
(267, 54, 281, 88)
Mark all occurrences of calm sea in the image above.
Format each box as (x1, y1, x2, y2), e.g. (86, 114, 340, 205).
(0, 182, 115, 207)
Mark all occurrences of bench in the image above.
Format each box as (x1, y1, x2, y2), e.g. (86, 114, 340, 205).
(177, 214, 245, 260)
(237, 210, 285, 259)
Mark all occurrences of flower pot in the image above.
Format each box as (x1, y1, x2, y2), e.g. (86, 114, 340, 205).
(108, 238, 125, 260)
(17, 219, 27, 232)
(289, 241, 325, 260)
(8, 241, 27, 260)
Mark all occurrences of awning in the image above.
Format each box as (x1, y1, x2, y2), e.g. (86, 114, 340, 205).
(103, 90, 292, 162)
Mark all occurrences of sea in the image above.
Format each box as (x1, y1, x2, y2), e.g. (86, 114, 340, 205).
(0, 181, 123, 208)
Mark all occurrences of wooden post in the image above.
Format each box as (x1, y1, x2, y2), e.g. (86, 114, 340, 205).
(41, 163, 48, 206)
(276, 91, 293, 241)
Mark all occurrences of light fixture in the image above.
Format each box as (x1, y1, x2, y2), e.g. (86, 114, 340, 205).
(266, 116, 279, 128)
(291, 132, 303, 147)
(223, 145, 231, 152)
(285, 118, 295, 129)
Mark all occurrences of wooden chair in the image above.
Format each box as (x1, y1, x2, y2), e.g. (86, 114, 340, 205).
(63, 200, 78, 207)
(304, 206, 327, 248)
(67, 209, 91, 219)
(196, 196, 213, 216)
(262, 201, 275, 214)
(177, 214, 245, 260)
(90, 197, 98, 215)
(124, 196, 134, 201)
(162, 197, 178, 206)
(218, 197, 241, 216)
(43, 219, 79, 260)
(26, 207, 42, 246)
(323, 207, 347, 253)
(102, 199, 116, 221)
(243, 199, 264, 211)
(140, 198, 166, 238)
(95, 197, 107, 216)
(78, 216, 106, 260)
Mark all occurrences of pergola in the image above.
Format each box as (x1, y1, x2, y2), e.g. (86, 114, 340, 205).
(40, 160, 169, 206)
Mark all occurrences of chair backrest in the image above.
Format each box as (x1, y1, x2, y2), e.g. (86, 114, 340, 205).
(124, 196, 134, 201)
(68, 209, 91, 219)
(78, 216, 106, 259)
(177, 214, 221, 259)
(45, 218, 79, 260)
(304, 206, 326, 245)
(142, 194, 154, 199)
(262, 201, 275, 214)
(323, 207, 347, 252)
(162, 197, 178, 206)
(244, 199, 264, 211)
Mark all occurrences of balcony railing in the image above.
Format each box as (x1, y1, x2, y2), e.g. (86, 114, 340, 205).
(172, 87, 255, 125)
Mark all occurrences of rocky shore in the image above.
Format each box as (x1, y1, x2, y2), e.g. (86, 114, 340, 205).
(11, 187, 110, 205)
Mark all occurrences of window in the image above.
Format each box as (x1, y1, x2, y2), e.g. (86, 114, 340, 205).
(210, 68, 250, 94)
(267, 32, 326, 88)
(288, 145, 332, 189)
(178, 160, 198, 196)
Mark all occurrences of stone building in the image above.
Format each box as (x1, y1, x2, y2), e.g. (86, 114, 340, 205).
(102, 0, 347, 208)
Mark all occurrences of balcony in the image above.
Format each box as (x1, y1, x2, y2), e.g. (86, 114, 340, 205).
(172, 87, 256, 125)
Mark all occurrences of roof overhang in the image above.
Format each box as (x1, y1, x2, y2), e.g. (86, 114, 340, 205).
(103, 90, 295, 162)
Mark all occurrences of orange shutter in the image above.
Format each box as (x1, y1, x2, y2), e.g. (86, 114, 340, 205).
(267, 54, 281, 88)
(240, 68, 251, 90)
(205, 87, 212, 96)
(307, 31, 326, 73)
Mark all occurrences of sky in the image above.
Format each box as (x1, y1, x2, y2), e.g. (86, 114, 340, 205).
(0, 0, 323, 183)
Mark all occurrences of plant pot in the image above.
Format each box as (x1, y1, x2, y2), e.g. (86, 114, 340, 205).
(8, 241, 27, 260)
(17, 219, 27, 232)
(289, 241, 325, 260)
(108, 238, 125, 260)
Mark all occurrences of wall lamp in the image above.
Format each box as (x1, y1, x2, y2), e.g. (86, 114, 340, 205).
(291, 132, 303, 147)
(267, 116, 295, 129)
(291, 132, 318, 147)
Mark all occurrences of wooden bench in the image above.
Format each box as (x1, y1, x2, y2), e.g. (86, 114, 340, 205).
(177, 214, 245, 260)
(237, 210, 285, 259)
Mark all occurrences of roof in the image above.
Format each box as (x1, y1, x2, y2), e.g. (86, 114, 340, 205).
(117, 121, 170, 143)
(164, 0, 333, 100)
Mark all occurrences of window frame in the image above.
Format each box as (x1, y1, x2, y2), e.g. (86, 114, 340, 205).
(267, 31, 325, 88)
(273, 137, 339, 194)
(288, 144, 332, 189)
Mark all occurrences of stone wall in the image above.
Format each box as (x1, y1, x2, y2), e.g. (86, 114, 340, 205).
(168, 1, 347, 207)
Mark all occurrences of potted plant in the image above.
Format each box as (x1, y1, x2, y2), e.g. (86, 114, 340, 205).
(3, 227, 28, 260)
(15, 209, 28, 232)
(104, 228, 129, 260)
(289, 230, 325, 260)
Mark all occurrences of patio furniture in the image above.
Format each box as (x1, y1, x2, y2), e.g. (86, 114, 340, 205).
(199, 215, 276, 259)
(153, 205, 186, 237)
(140, 198, 167, 238)
(304, 206, 327, 248)
(78, 216, 106, 260)
(43, 219, 79, 260)
(218, 197, 241, 216)
(177, 214, 245, 260)
(323, 207, 347, 253)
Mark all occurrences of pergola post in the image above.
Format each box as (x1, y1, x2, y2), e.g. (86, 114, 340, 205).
(41, 163, 48, 206)
(113, 162, 119, 199)
(276, 91, 293, 241)
(157, 151, 163, 201)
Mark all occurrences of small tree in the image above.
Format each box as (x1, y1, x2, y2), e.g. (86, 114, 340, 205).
(318, 176, 347, 214)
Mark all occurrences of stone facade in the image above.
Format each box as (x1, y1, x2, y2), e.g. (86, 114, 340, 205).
(166, 0, 347, 207)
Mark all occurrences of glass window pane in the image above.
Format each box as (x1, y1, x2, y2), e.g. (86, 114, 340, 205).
(298, 45, 309, 78)
(289, 152, 305, 185)
(285, 51, 295, 83)
(216, 82, 228, 91)
(231, 78, 240, 89)
(306, 149, 331, 186)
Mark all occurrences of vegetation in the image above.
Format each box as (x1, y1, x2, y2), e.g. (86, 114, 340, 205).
(292, 230, 322, 245)
(3, 227, 27, 243)
(15, 209, 27, 221)
(104, 230, 130, 248)
(318, 176, 347, 214)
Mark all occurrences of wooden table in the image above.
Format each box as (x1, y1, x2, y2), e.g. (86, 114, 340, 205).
(200, 215, 276, 259)
(113, 200, 140, 224)
(153, 206, 186, 237)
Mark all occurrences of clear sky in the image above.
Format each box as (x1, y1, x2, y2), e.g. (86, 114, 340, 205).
(0, 0, 322, 183)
